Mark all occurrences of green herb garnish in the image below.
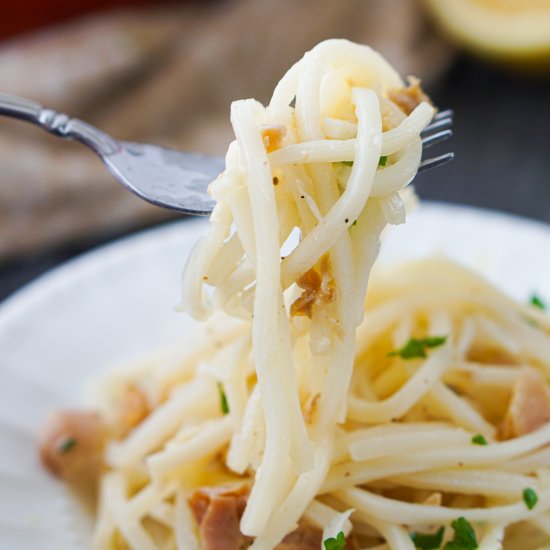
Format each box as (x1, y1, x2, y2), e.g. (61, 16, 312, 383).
(523, 488, 538, 510)
(58, 437, 77, 454)
(411, 526, 444, 549)
(530, 294, 546, 310)
(352, 220, 357, 227)
(423, 336, 448, 347)
(471, 434, 488, 446)
(443, 517, 478, 550)
(341, 156, 388, 168)
(388, 336, 448, 359)
(323, 531, 347, 550)
(412, 518, 478, 550)
(217, 382, 230, 415)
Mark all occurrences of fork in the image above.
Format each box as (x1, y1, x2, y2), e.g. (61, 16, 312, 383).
(0, 93, 453, 216)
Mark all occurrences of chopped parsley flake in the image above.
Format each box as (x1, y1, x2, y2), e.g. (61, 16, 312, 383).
(471, 434, 488, 446)
(352, 220, 357, 227)
(444, 517, 478, 550)
(523, 488, 538, 510)
(58, 437, 77, 454)
(389, 336, 447, 359)
(323, 531, 347, 550)
(411, 526, 444, 549)
(217, 382, 230, 415)
(412, 518, 478, 550)
(341, 156, 388, 168)
(530, 294, 546, 310)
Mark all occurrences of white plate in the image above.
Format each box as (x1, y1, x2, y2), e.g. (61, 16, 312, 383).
(1, 202, 549, 549)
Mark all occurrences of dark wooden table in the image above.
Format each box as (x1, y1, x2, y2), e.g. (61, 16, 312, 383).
(1, 54, 549, 303)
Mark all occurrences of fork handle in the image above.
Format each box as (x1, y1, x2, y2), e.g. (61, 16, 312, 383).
(0, 93, 118, 156)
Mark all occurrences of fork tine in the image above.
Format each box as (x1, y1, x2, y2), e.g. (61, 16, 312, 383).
(433, 109, 453, 121)
(418, 152, 455, 173)
(422, 117, 453, 135)
(421, 129, 453, 148)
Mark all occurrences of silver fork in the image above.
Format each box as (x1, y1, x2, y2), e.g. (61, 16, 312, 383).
(0, 93, 453, 216)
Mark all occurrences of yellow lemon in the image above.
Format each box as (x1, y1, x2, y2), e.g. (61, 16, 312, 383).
(423, 0, 550, 66)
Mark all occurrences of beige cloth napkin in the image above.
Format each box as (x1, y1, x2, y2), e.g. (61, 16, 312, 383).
(0, 0, 453, 260)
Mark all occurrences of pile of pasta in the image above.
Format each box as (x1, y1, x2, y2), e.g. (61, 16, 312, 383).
(42, 39, 550, 549)
(92, 256, 550, 550)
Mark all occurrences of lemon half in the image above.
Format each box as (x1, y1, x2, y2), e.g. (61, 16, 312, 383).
(423, 0, 550, 66)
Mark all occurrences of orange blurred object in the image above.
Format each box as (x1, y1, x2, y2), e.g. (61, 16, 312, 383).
(423, 0, 550, 69)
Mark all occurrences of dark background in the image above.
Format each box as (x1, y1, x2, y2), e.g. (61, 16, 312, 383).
(1, 43, 549, 302)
